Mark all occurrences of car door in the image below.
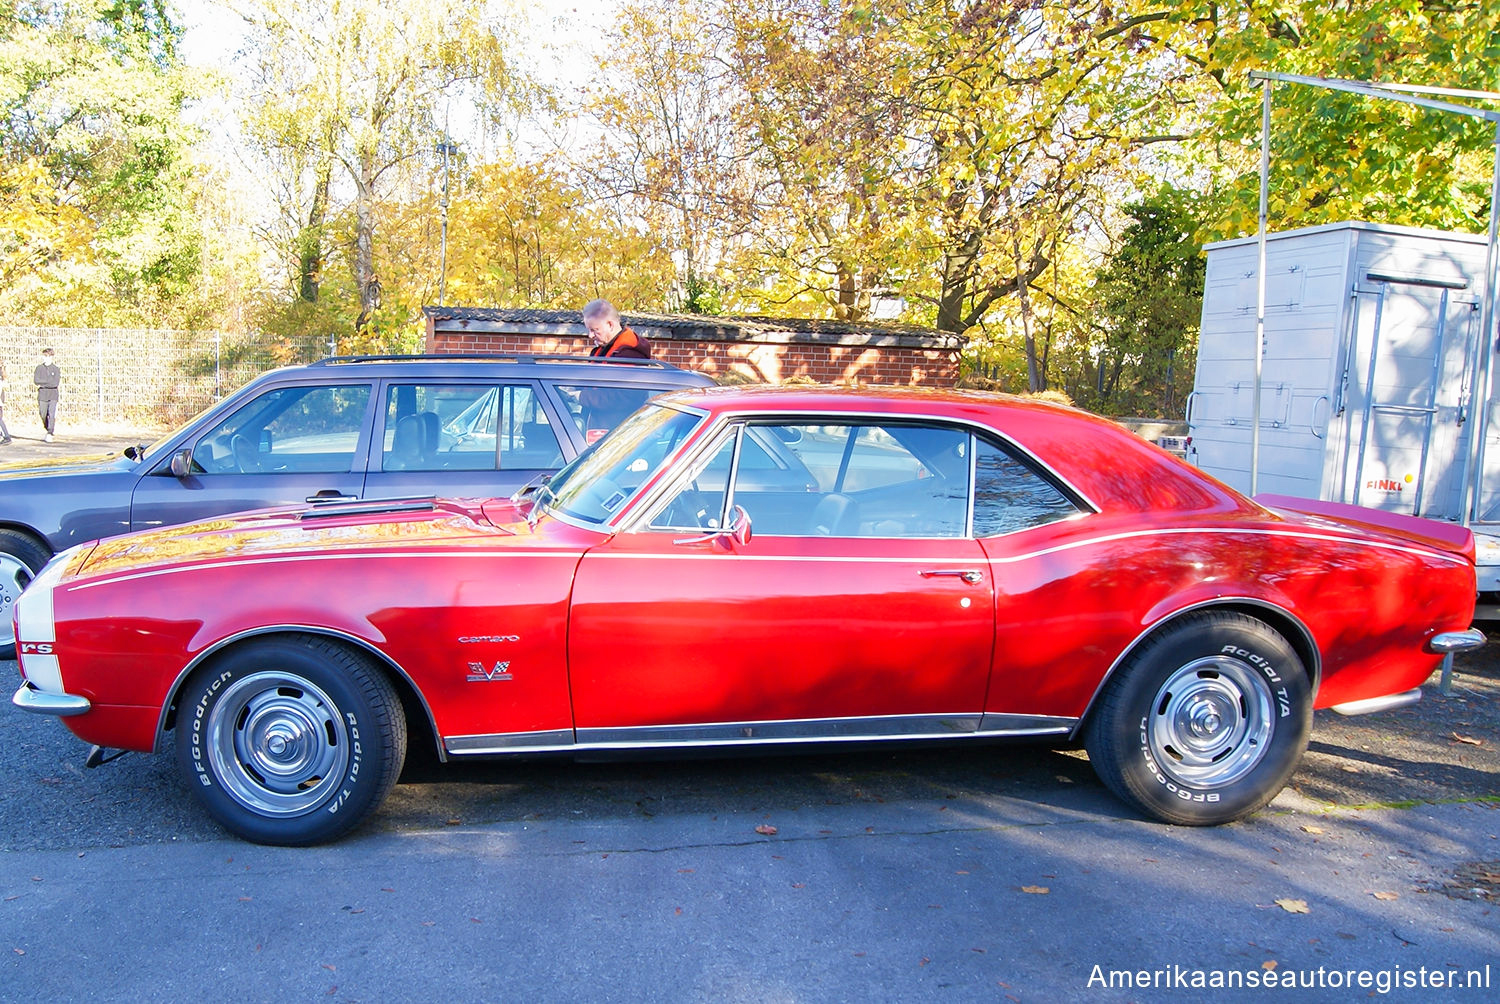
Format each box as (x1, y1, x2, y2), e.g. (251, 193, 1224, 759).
(129, 381, 374, 531)
(567, 417, 996, 744)
(363, 380, 574, 501)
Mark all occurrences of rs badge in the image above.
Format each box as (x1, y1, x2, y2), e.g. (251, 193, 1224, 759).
(466, 661, 513, 682)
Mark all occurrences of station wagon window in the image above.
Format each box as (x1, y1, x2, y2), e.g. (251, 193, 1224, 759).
(190, 384, 370, 475)
(650, 420, 970, 538)
(382, 384, 563, 472)
(971, 438, 1080, 536)
(556, 383, 677, 444)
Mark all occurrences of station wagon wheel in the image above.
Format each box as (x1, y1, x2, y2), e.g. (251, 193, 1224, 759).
(175, 636, 406, 846)
(1083, 611, 1311, 826)
(0, 529, 52, 661)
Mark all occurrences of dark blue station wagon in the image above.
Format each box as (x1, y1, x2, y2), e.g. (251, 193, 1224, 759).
(0, 353, 714, 657)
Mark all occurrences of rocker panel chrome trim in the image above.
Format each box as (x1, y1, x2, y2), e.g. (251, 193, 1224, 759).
(442, 713, 1077, 756)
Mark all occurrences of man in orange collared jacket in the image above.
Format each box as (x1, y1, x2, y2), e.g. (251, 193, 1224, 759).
(579, 299, 653, 440)
(582, 299, 652, 359)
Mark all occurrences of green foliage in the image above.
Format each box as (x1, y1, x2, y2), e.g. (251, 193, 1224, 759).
(0, 0, 203, 323)
(1073, 188, 1204, 416)
(1160, 1, 1500, 239)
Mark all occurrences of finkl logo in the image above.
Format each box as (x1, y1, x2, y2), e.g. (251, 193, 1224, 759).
(1366, 478, 1406, 493)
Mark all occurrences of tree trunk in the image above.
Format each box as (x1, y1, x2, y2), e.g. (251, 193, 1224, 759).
(297, 163, 331, 303)
(354, 154, 379, 333)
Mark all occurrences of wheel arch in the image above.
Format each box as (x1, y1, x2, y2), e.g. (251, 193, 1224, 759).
(0, 523, 54, 554)
(154, 625, 444, 764)
(1071, 597, 1321, 740)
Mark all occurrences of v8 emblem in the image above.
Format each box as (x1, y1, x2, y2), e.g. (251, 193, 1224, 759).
(466, 661, 513, 682)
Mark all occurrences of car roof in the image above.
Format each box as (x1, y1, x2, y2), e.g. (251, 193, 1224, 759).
(654, 384, 1250, 517)
(296, 353, 706, 379)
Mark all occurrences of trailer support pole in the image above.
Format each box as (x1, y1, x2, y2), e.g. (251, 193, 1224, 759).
(1252, 78, 1273, 497)
(1460, 122, 1500, 532)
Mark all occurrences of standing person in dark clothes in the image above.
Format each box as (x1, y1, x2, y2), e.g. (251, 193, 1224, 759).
(0, 360, 12, 445)
(582, 299, 652, 359)
(33, 347, 60, 442)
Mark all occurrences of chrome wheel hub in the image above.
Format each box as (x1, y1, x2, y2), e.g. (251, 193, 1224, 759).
(1148, 656, 1274, 788)
(207, 672, 349, 816)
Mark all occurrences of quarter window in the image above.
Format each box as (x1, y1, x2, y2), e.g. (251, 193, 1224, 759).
(971, 438, 1080, 536)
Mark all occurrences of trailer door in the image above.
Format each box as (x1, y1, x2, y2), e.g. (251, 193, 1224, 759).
(1339, 276, 1478, 518)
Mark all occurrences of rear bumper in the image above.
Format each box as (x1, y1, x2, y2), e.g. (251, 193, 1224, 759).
(1428, 628, 1486, 654)
(12, 681, 91, 717)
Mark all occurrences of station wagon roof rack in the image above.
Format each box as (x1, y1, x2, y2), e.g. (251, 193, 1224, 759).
(310, 353, 677, 370)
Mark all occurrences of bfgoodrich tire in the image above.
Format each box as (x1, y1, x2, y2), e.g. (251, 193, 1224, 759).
(1084, 611, 1312, 825)
(175, 636, 406, 846)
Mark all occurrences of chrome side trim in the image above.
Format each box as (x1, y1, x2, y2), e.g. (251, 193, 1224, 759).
(12, 681, 92, 717)
(442, 713, 1079, 757)
(977, 713, 1076, 735)
(579, 714, 984, 746)
(1330, 688, 1422, 717)
(1429, 628, 1486, 653)
(446, 729, 576, 754)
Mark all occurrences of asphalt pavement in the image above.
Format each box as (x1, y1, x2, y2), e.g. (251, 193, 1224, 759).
(2, 653, 1496, 1001)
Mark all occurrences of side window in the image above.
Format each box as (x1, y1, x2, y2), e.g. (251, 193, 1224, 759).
(649, 433, 734, 531)
(556, 384, 672, 444)
(384, 384, 563, 472)
(651, 421, 971, 538)
(972, 438, 1080, 536)
(191, 384, 370, 474)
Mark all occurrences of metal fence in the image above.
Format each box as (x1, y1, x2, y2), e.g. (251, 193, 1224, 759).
(0, 327, 337, 429)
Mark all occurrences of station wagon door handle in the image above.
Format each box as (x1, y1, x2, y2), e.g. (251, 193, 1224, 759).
(920, 569, 984, 584)
(306, 492, 360, 504)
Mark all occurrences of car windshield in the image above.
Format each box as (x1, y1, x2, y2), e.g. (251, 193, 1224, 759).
(540, 403, 704, 527)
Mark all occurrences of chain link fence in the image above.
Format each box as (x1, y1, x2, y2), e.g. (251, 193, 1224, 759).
(0, 327, 339, 430)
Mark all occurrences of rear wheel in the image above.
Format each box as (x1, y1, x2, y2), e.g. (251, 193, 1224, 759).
(175, 636, 406, 845)
(0, 529, 52, 660)
(1084, 612, 1312, 825)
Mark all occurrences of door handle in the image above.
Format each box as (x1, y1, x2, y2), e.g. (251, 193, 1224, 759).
(920, 569, 983, 584)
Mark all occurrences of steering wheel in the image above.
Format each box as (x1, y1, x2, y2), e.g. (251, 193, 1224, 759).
(230, 433, 258, 474)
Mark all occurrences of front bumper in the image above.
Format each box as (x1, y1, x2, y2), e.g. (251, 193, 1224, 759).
(12, 680, 91, 717)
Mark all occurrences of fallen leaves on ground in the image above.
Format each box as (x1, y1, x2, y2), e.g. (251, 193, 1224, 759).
(755, 824, 777, 836)
(1020, 885, 1050, 895)
(1372, 891, 1399, 901)
(1450, 733, 1484, 747)
(1275, 899, 1310, 914)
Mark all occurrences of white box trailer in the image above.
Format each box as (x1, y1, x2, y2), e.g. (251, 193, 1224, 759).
(1187, 220, 1500, 602)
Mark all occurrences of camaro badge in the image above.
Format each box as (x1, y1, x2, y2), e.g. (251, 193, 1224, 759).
(467, 661, 513, 682)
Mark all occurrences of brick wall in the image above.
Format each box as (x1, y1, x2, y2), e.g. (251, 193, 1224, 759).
(428, 327, 960, 387)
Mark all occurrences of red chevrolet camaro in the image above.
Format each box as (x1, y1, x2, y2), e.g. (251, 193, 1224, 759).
(11, 386, 1483, 844)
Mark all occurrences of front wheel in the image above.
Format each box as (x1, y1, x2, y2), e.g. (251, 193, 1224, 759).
(175, 636, 406, 845)
(1084, 612, 1312, 825)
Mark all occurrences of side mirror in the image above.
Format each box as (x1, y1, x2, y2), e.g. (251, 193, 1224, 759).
(674, 504, 752, 548)
(168, 448, 193, 479)
(726, 504, 752, 546)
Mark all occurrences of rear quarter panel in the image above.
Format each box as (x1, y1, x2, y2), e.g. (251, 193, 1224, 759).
(980, 509, 1475, 718)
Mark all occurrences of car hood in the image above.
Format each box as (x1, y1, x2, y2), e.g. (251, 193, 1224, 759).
(0, 452, 137, 478)
(70, 496, 599, 582)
